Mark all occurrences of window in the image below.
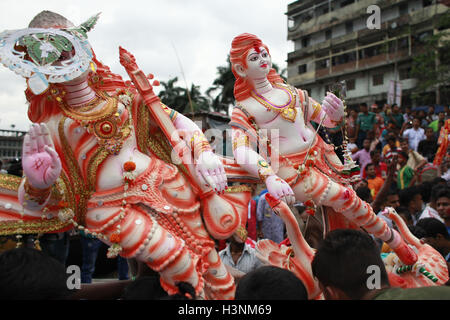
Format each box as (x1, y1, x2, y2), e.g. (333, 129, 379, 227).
(399, 67, 411, 80)
(399, 3, 408, 16)
(298, 64, 307, 74)
(346, 79, 356, 91)
(340, 0, 355, 8)
(302, 36, 310, 48)
(325, 29, 332, 40)
(346, 21, 354, 34)
(316, 58, 330, 70)
(373, 74, 384, 86)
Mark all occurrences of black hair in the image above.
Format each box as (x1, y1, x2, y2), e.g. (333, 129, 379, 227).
(386, 136, 396, 143)
(370, 150, 379, 157)
(435, 187, 450, 202)
(311, 229, 389, 300)
(122, 276, 168, 300)
(416, 218, 450, 240)
(409, 224, 428, 239)
(235, 266, 308, 300)
(428, 184, 447, 203)
(365, 163, 375, 170)
(356, 186, 372, 203)
(161, 281, 196, 300)
(431, 176, 446, 185)
(0, 247, 72, 300)
(360, 103, 368, 108)
(399, 186, 420, 207)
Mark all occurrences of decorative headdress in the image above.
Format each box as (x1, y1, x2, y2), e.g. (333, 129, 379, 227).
(0, 11, 100, 95)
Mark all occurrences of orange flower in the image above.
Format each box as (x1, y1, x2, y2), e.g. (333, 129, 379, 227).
(123, 161, 136, 172)
(110, 233, 121, 243)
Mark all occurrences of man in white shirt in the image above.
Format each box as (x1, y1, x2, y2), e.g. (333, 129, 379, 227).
(219, 234, 264, 276)
(402, 118, 426, 151)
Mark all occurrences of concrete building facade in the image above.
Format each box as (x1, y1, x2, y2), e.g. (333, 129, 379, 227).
(0, 129, 25, 160)
(286, 0, 449, 109)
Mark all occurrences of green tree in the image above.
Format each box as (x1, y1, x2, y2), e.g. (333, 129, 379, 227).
(158, 77, 188, 112)
(411, 11, 450, 105)
(187, 83, 210, 112)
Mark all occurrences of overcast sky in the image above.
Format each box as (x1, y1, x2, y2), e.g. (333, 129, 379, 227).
(0, 0, 294, 131)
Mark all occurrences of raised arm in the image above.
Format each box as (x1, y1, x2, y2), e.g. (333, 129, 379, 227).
(301, 91, 344, 128)
(18, 123, 62, 211)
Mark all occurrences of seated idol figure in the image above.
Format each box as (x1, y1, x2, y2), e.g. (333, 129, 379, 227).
(0, 11, 247, 299)
(228, 33, 417, 265)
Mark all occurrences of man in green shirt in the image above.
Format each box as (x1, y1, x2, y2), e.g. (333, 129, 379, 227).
(355, 103, 376, 148)
(384, 104, 404, 130)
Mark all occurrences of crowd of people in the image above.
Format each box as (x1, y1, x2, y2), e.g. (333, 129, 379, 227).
(0, 102, 449, 300)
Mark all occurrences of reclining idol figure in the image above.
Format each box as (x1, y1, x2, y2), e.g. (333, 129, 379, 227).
(0, 11, 250, 299)
(228, 33, 417, 266)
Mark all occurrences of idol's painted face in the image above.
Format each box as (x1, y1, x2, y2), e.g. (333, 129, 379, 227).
(244, 46, 272, 80)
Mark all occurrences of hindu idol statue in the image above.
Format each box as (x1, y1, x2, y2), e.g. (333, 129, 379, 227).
(228, 33, 418, 268)
(0, 11, 251, 299)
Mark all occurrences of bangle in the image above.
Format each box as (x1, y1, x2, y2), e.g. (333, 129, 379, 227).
(233, 134, 249, 151)
(23, 178, 51, 205)
(191, 131, 212, 158)
(257, 160, 274, 183)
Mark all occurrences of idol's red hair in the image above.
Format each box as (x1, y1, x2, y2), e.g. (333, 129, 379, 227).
(26, 52, 132, 123)
(230, 33, 284, 102)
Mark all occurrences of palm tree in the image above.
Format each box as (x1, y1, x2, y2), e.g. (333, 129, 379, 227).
(158, 77, 188, 113)
(206, 56, 235, 113)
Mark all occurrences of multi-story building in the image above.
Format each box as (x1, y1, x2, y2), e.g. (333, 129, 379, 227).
(0, 129, 26, 160)
(286, 0, 449, 109)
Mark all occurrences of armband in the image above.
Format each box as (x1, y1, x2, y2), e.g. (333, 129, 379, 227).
(23, 178, 52, 205)
(257, 160, 275, 183)
(191, 130, 212, 158)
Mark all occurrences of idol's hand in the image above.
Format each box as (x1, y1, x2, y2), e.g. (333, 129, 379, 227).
(322, 92, 344, 122)
(266, 175, 295, 206)
(195, 150, 227, 193)
(22, 123, 61, 189)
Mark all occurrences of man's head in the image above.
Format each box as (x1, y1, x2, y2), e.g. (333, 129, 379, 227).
(399, 186, 423, 213)
(438, 111, 446, 121)
(392, 104, 400, 114)
(360, 103, 368, 114)
(370, 150, 381, 164)
(363, 139, 371, 151)
(435, 188, 450, 221)
(385, 188, 401, 210)
(428, 106, 435, 115)
(366, 163, 376, 179)
(425, 127, 435, 140)
(356, 186, 373, 203)
(412, 117, 421, 129)
(311, 229, 389, 300)
(0, 248, 72, 300)
(416, 218, 450, 256)
(399, 138, 409, 153)
(235, 266, 308, 300)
